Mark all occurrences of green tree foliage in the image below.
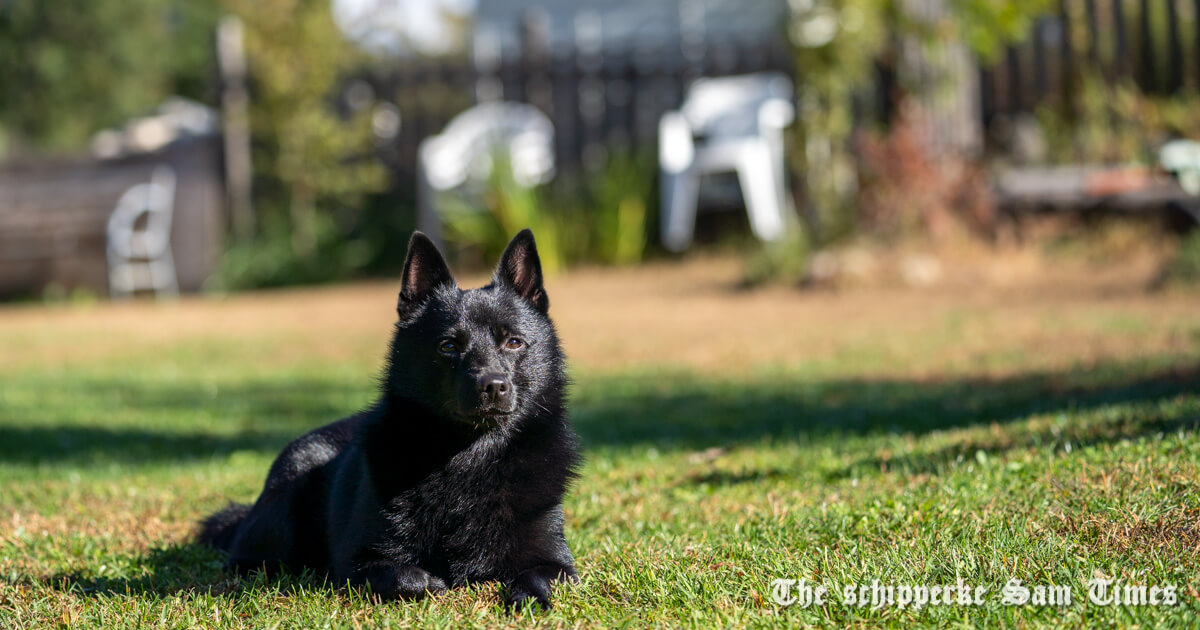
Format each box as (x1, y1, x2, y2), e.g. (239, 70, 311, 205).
(1, 0, 388, 288)
(949, 1, 1052, 62)
(215, 0, 386, 287)
(788, 0, 1051, 99)
(787, 0, 1052, 239)
(0, 0, 220, 155)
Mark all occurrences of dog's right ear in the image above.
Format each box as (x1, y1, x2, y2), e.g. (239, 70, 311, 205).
(398, 232, 455, 313)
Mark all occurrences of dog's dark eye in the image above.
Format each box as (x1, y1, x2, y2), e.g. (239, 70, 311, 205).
(504, 337, 525, 350)
(438, 340, 458, 354)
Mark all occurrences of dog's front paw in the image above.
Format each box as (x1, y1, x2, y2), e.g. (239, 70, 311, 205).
(506, 583, 552, 611)
(414, 571, 448, 597)
(355, 562, 447, 601)
(506, 564, 573, 611)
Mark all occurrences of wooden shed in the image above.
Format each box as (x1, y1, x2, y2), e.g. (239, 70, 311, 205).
(0, 137, 225, 299)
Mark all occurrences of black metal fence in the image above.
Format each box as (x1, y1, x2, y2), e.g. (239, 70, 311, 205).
(355, 1, 1197, 190)
(363, 19, 792, 182)
(982, 0, 1200, 123)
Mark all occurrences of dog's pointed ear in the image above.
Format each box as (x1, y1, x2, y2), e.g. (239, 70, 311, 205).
(399, 232, 454, 312)
(495, 229, 548, 313)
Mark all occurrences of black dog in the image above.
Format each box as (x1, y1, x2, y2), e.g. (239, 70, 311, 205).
(199, 230, 580, 609)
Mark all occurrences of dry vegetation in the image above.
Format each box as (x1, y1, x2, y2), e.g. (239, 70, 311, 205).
(1, 250, 1196, 376)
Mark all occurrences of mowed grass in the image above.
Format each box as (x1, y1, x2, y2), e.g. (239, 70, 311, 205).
(1, 258, 1199, 628)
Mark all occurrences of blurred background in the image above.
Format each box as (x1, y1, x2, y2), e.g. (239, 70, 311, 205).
(1, 0, 1199, 299)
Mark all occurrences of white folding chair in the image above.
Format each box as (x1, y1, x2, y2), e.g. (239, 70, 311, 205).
(417, 102, 555, 245)
(659, 72, 795, 252)
(106, 166, 179, 298)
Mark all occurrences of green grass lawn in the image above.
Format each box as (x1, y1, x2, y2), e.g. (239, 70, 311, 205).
(1, 278, 1199, 628)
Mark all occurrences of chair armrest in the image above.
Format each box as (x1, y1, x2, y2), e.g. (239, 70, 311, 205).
(758, 98, 795, 134)
(659, 111, 695, 174)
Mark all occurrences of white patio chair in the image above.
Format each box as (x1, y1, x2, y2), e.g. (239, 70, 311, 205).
(417, 102, 555, 245)
(659, 72, 795, 252)
(106, 166, 179, 298)
(1161, 139, 1200, 196)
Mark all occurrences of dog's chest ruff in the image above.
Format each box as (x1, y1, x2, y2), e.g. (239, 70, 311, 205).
(382, 438, 518, 581)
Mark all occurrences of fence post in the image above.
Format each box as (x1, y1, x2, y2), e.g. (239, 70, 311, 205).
(1138, 0, 1156, 91)
(217, 15, 254, 240)
(473, 27, 503, 102)
(1113, 0, 1130, 79)
(1165, 0, 1184, 92)
(520, 10, 553, 116)
(1059, 0, 1076, 116)
(1085, 0, 1101, 67)
(1195, 0, 1200, 90)
(574, 12, 606, 170)
(1033, 18, 1048, 100)
(897, 0, 983, 157)
(679, 0, 707, 86)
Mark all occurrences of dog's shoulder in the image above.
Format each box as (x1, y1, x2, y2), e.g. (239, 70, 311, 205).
(265, 413, 365, 487)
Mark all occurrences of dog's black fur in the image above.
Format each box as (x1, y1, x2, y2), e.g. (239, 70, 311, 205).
(198, 230, 580, 609)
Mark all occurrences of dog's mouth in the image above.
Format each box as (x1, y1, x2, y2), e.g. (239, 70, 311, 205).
(456, 408, 515, 428)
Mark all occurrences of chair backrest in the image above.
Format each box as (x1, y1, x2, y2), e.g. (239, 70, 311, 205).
(681, 72, 793, 137)
(419, 102, 555, 191)
(106, 166, 176, 258)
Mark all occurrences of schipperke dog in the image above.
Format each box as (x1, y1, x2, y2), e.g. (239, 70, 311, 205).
(198, 229, 579, 609)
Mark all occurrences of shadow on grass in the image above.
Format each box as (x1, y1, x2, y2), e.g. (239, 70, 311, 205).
(584, 360, 1199, 482)
(0, 379, 366, 465)
(16, 359, 1199, 603)
(573, 360, 1200, 451)
(37, 543, 507, 607)
(38, 543, 342, 601)
(0, 425, 295, 465)
(829, 402, 1200, 480)
(0, 359, 1196, 467)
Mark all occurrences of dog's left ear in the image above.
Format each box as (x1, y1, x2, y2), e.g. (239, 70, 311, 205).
(496, 229, 548, 313)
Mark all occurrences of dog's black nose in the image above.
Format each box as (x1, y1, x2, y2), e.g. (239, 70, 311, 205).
(477, 373, 511, 405)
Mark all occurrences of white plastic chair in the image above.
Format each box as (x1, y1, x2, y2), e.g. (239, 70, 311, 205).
(106, 166, 179, 298)
(417, 102, 555, 245)
(1161, 139, 1200, 196)
(659, 72, 795, 252)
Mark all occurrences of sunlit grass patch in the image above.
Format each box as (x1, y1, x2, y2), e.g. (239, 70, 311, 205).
(1, 271, 1198, 627)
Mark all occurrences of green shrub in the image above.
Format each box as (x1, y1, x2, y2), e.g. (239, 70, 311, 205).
(577, 152, 653, 265)
(1164, 231, 1200, 286)
(1035, 73, 1200, 166)
(211, 210, 374, 290)
(440, 152, 656, 272)
(439, 154, 566, 273)
(741, 227, 813, 287)
(786, 0, 1050, 241)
